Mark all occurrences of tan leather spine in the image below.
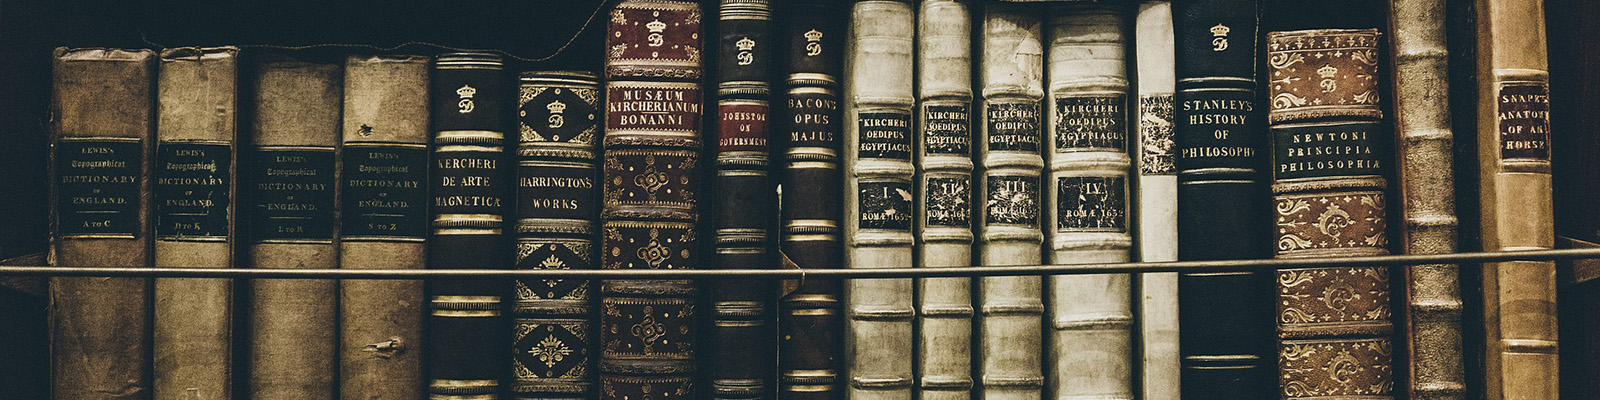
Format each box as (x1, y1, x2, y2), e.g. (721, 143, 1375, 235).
(49, 47, 156, 400)
(1477, 0, 1557, 398)
(1389, 0, 1466, 398)
(153, 46, 239, 400)
(339, 55, 430, 400)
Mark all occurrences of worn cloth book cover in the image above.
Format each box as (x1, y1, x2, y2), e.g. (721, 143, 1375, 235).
(49, 47, 156, 400)
(153, 46, 239, 400)
(339, 54, 431, 400)
(245, 55, 341, 400)
(601, 1, 705, 399)
(977, 4, 1047, 400)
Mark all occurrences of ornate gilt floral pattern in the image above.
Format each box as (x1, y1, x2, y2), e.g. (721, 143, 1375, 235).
(1277, 267, 1391, 325)
(601, 297, 695, 359)
(1279, 339, 1394, 398)
(1266, 29, 1382, 122)
(603, 149, 698, 213)
(606, 1, 704, 79)
(513, 320, 591, 380)
(599, 376, 695, 400)
(1275, 192, 1386, 253)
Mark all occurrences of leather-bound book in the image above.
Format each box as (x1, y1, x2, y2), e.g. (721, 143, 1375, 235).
(713, 0, 776, 399)
(1044, 4, 1134, 399)
(843, 2, 915, 400)
(153, 46, 239, 400)
(977, 5, 1046, 400)
(1388, 0, 1466, 396)
(1172, 0, 1274, 398)
(246, 56, 341, 400)
(1262, 25, 1395, 399)
(1552, 0, 1600, 397)
(428, 52, 512, 400)
(1476, 0, 1557, 397)
(776, 0, 846, 398)
(1133, 2, 1180, 399)
(601, 1, 704, 399)
(49, 47, 155, 400)
(915, 1, 974, 399)
(340, 54, 430, 400)
(513, 70, 601, 400)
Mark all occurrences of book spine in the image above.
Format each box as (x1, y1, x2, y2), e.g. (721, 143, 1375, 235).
(48, 47, 156, 400)
(246, 57, 341, 400)
(602, 2, 704, 399)
(844, 2, 915, 400)
(153, 46, 239, 400)
(714, 1, 776, 399)
(428, 52, 513, 399)
(977, 5, 1046, 400)
(915, 1, 975, 399)
(1133, 2, 1180, 399)
(1265, 28, 1395, 400)
(777, 0, 846, 398)
(339, 54, 430, 400)
(512, 71, 601, 400)
(1172, 0, 1274, 398)
(1477, 0, 1557, 397)
(1043, 5, 1134, 399)
(1388, 0, 1465, 397)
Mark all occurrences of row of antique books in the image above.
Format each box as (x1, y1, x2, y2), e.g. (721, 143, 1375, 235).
(41, 0, 1557, 400)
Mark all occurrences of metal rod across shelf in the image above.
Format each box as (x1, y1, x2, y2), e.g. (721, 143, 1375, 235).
(1, 248, 1595, 279)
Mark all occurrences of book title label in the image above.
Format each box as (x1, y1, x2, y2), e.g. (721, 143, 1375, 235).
(857, 112, 912, 160)
(786, 89, 839, 153)
(1498, 81, 1551, 160)
(1054, 94, 1128, 152)
(433, 145, 506, 234)
(923, 176, 970, 228)
(986, 100, 1041, 153)
(607, 83, 703, 135)
(718, 100, 770, 153)
(1139, 94, 1176, 175)
(248, 148, 335, 241)
(155, 142, 231, 239)
(55, 139, 142, 237)
(1176, 90, 1259, 171)
(922, 102, 971, 156)
(519, 163, 596, 222)
(984, 175, 1039, 227)
(857, 181, 913, 230)
(342, 144, 428, 239)
(1272, 122, 1384, 180)
(1056, 176, 1126, 231)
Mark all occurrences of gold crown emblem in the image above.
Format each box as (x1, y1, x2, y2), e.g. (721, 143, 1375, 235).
(1317, 64, 1338, 79)
(646, 19, 668, 33)
(456, 84, 476, 98)
(1210, 24, 1230, 37)
(804, 29, 823, 42)
(736, 36, 756, 51)
(547, 100, 567, 114)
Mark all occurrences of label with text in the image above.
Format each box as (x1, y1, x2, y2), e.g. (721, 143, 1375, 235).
(55, 139, 142, 237)
(155, 142, 231, 239)
(342, 145, 428, 239)
(519, 163, 597, 221)
(857, 112, 912, 160)
(1498, 81, 1551, 160)
(1176, 89, 1259, 171)
(858, 181, 913, 230)
(606, 83, 703, 134)
(922, 102, 971, 156)
(923, 176, 970, 228)
(1055, 94, 1127, 152)
(1139, 94, 1177, 175)
(987, 100, 1042, 153)
(1272, 122, 1384, 180)
(433, 151, 505, 217)
(719, 101, 770, 152)
(786, 89, 840, 154)
(1056, 176, 1126, 231)
(249, 148, 335, 241)
(985, 175, 1039, 226)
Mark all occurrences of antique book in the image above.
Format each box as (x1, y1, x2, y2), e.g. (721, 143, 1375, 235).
(776, 0, 847, 398)
(1551, 0, 1600, 397)
(153, 46, 239, 400)
(427, 52, 512, 400)
(976, 5, 1046, 400)
(340, 54, 430, 400)
(49, 47, 156, 400)
(1263, 27, 1395, 399)
(843, 2, 915, 400)
(1476, 0, 1558, 397)
(915, 1, 974, 399)
(601, 1, 704, 399)
(1388, 0, 1466, 397)
(713, 0, 776, 399)
(513, 71, 601, 400)
(1133, 2, 1180, 399)
(246, 56, 341, 400)
(1172, 0, 1275, 398)
(1044, 5, 1134, 399)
